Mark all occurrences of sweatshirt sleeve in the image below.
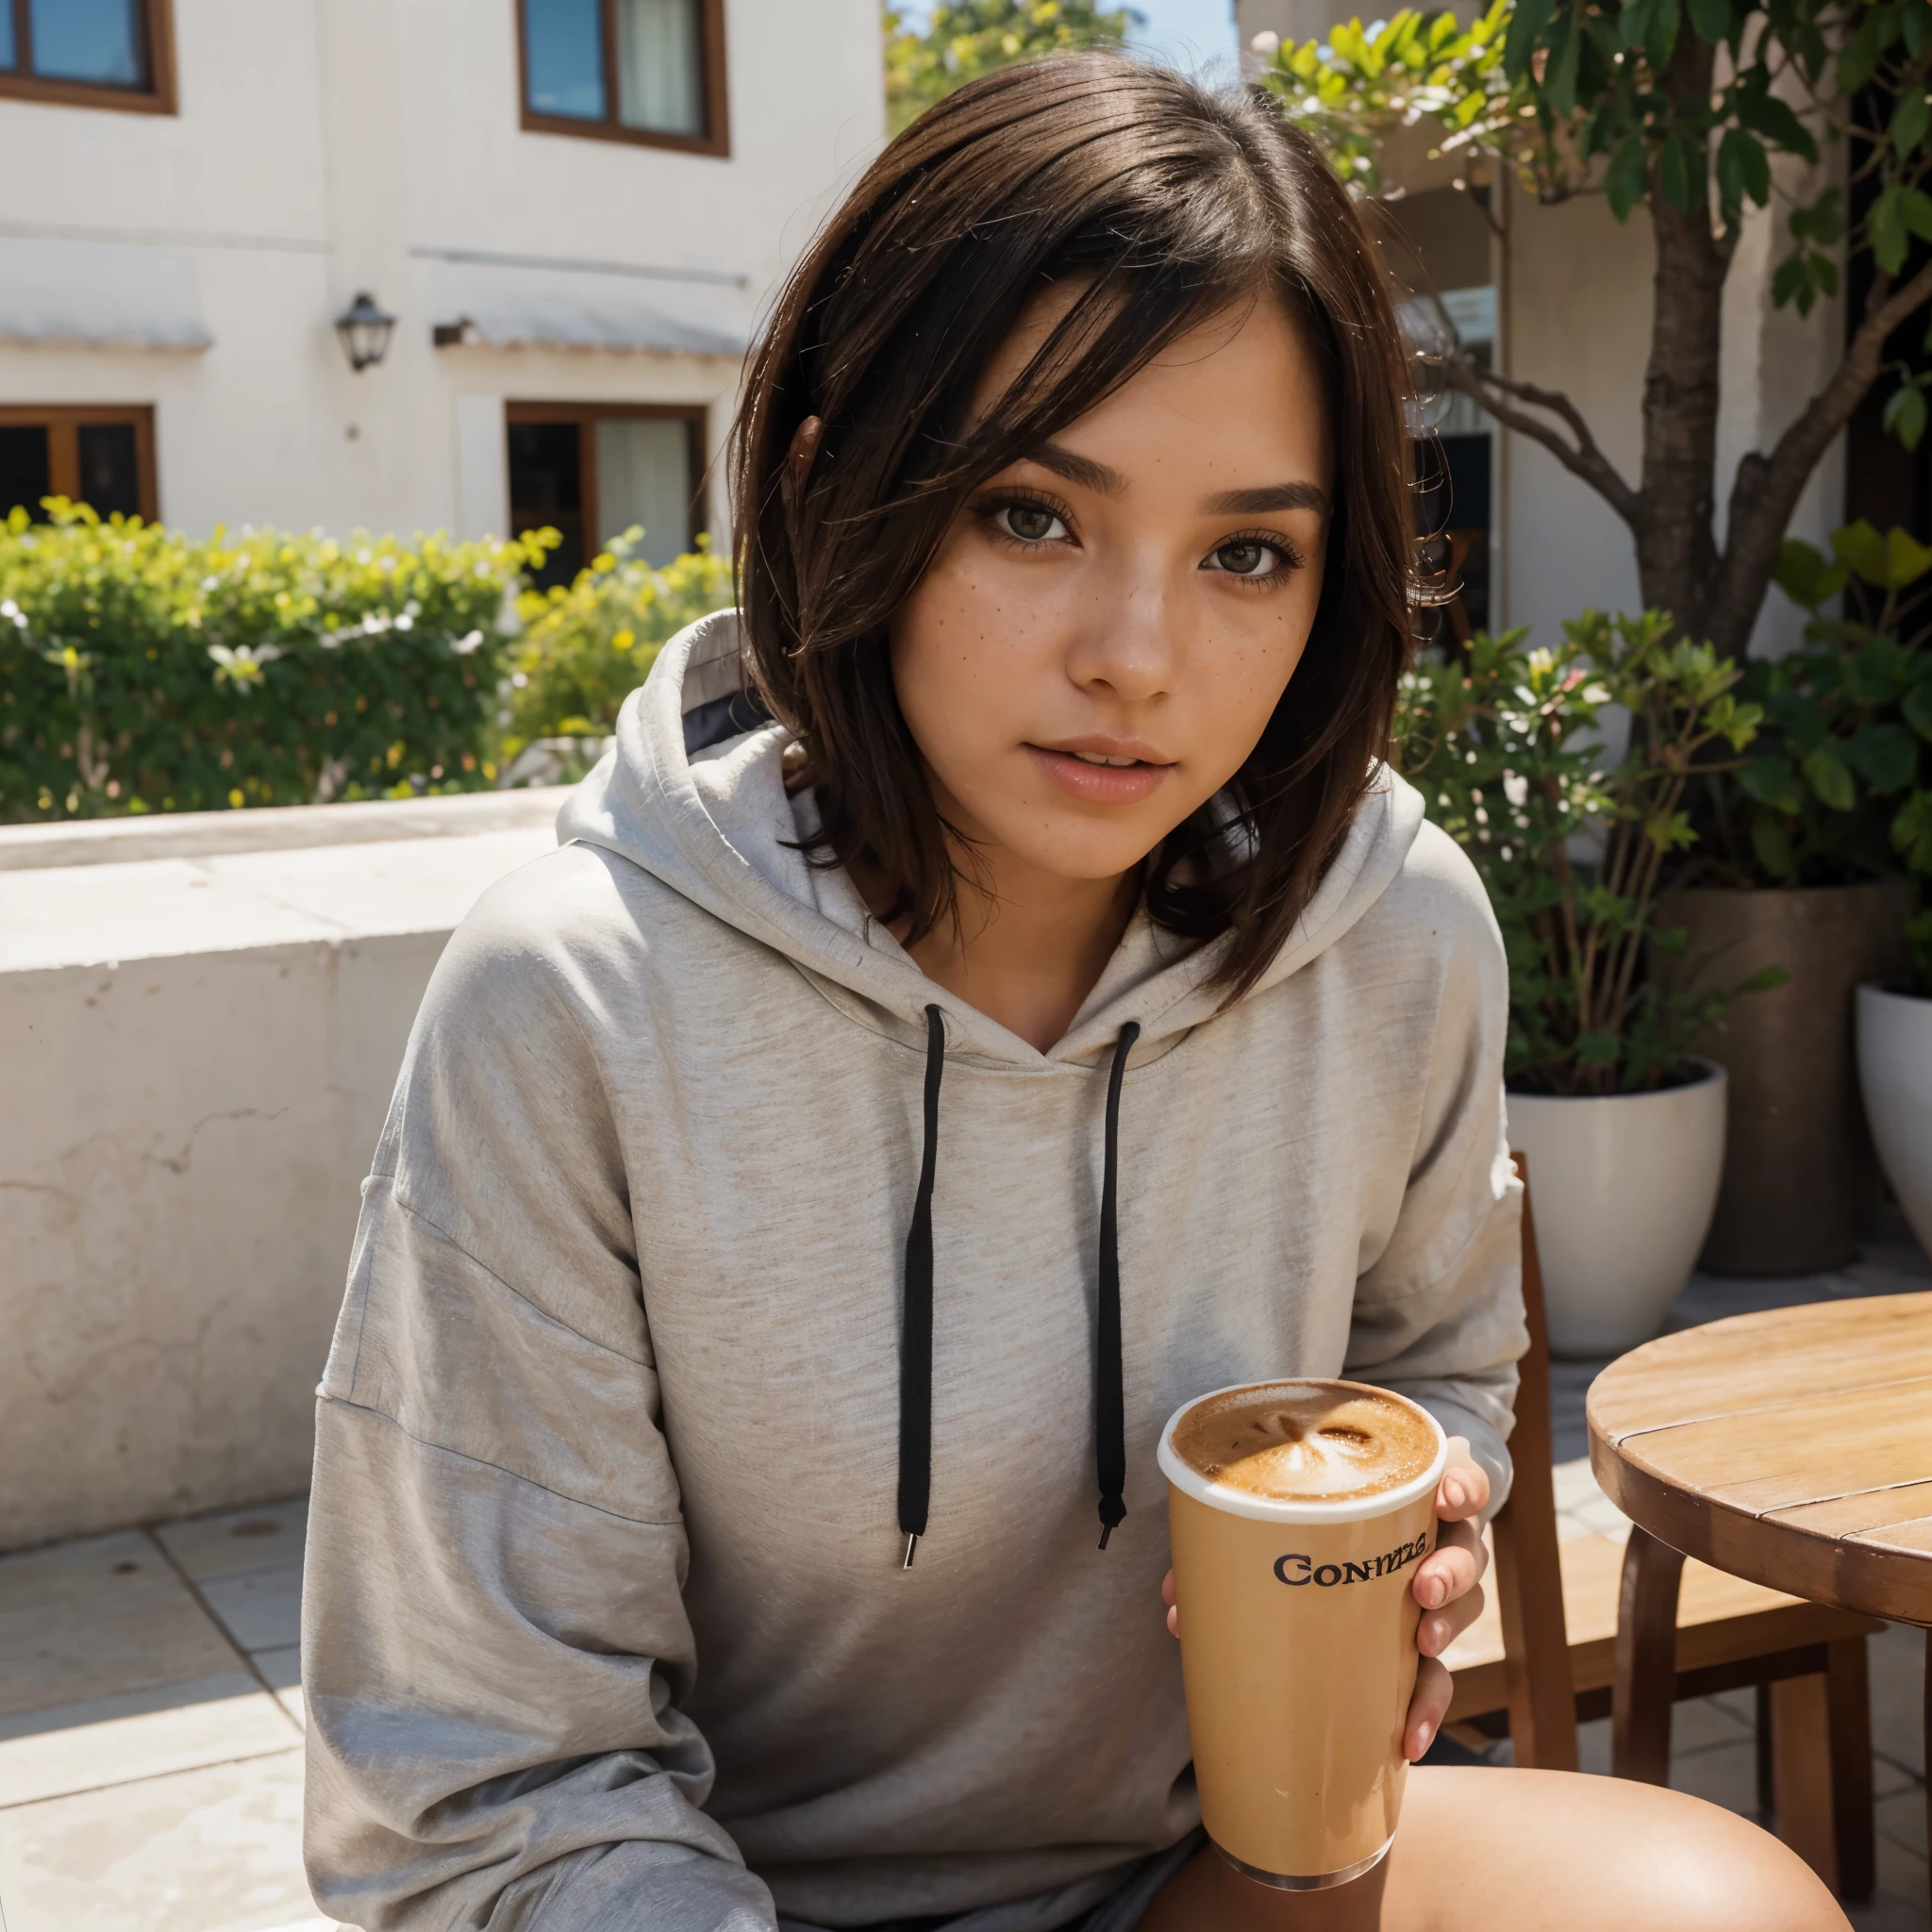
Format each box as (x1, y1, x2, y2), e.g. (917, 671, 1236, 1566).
(301, 874, 777, 1932)
(1342, 833, 1527, 1515)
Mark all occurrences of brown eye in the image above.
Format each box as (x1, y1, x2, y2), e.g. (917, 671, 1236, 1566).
(997, 503, 1066, 542)
(1206, 538, 1283, 578)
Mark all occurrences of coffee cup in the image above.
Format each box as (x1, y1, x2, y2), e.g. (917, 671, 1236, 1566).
(1158, 1378, 1448, 1890)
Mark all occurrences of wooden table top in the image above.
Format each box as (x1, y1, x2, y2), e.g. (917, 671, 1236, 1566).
(1587, 1291, 1932, 1626)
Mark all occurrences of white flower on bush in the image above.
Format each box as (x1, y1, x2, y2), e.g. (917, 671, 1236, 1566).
(450, 628, 484, 655)
(208, 642, 284, 691)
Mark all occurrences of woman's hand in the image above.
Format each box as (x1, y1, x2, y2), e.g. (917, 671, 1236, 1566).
(1402, 1436, 1489, 1761)
(1158, 1434, 1491, 1764)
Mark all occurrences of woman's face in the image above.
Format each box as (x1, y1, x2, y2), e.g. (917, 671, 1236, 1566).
(891, 289, 1335, 890)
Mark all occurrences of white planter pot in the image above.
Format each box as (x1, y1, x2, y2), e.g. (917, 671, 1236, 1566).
(1507, 1059, 1728, 1359)
(1857, 984, 1932, 1258)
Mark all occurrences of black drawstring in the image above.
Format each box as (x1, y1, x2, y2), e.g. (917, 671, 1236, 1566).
(895, 1010, 1139, 1568)
(1095, 1022, 1140, 1549)
(898, 1006, 946, 1569)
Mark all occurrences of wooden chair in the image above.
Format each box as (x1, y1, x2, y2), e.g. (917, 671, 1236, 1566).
(1441, 1159, 1884, 1901)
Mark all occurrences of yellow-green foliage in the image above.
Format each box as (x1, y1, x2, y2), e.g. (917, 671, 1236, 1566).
(882, 0, 1138, 137)
(502, 528, 735, 756)
(0, 502, 545, 821)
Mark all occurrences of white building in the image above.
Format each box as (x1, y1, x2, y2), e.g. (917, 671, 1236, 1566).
(0, 0, 885, 572)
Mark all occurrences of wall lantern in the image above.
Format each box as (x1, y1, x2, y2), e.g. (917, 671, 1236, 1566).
(334, 292, 396, 374)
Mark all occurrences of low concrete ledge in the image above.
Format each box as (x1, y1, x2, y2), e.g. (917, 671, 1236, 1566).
(0, 786, 572, 872)
(1, 793, 564, 1551)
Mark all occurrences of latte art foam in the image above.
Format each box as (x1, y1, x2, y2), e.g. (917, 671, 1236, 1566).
(1172, 1384, 1439, 1503)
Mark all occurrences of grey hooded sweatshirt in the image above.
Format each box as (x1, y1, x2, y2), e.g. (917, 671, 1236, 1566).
(302, 610, 1525, 1932)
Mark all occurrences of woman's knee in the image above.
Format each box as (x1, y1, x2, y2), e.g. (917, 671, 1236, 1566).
(1391, 1768, 1849, 1931)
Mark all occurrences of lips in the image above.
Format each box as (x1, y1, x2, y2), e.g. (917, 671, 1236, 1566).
(1026, 741, 1175, 805)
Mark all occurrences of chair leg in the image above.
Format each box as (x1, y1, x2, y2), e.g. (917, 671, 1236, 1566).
(1826, 1637, 1874, 1904)
(1612, 1525, 1684, 1784)
(1771, 1673, 1837, 1890)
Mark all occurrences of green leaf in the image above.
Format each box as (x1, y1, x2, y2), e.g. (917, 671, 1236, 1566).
(1834, 518, 1896, 586)
(1885, 380, 1930, 452)
(1902, 676, 1932, 740)
(1802, 745, 1858, 811)
(1606, 135, 1650, 220)
(1718, 127, 1772, 209)
(1892, 88, 1932, 158)
(1685, 0, 1728, 39)
(1871, 185, 1911, 275)
(1907, 0, 1932, 59)
(1544, 7, 1583, 115)
(1845, 723, 1922, 791)
(1832, 518, 1932, 589)
(1574, 1029, 1621, 1066)
(1771, 252, 1814, 312)
(1735, 74, 1820, 162)
(1645, 0, 1680, 70)
(1773, 535, 1849, 608)
(1504, 0, 1557, 78)
(1893, 789, 1932, 870)
(1790, 189, 1843, 245)
(1752, 812, 1796, 875)
(1658, 131, 1703, 212)
(1905, 186, 1932, 242)
(1736, 757, 1805, 811)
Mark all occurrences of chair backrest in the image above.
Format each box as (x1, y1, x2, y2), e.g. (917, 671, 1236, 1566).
(1487, 1155, 1579, 1770)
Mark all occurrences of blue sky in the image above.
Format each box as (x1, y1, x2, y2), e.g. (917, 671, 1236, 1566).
(894, 1, 1241, 77)
(1124, 0, 1239, 72)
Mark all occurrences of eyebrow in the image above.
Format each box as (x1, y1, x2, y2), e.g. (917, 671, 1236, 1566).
(1202, 481, 1331, 518)
(1021, 442, 1330, 519)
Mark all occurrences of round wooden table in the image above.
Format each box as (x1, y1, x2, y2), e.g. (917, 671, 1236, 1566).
(1589, 1291, 1932, 1907)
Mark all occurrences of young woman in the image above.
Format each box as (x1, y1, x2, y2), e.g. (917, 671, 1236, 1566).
(302, 56, 1847, 1932)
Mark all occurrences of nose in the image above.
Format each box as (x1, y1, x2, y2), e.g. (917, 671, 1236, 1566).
(1061, 545, 1179, 704)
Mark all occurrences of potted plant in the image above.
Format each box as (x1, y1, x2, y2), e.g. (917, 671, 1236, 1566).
(1397, 609, 1772, 1357)
(1654, 525, 1924, 1271)
(1748, 524, 1932, 1257)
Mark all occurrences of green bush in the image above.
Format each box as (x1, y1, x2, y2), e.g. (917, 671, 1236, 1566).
(501, 528, 734, 758)
(1395, 611, 1774, 1095)
(1757, 522, 1932, 991)
(0, 502, 545, 821)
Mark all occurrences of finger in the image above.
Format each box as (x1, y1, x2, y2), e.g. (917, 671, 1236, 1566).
(1417, 1581, 1485, 1658)
(1403, 1655, 1453, 1761)
(1436, 1439, 1490, 1521)
(1161, 1569, 1176, 1608)
(1411, 1518, 1487, 1610)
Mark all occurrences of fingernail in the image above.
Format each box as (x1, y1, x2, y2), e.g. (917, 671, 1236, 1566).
(1420, 1578, 1442, 1608)
(1416, 1723, 1433, 1752)
(1443, 1480, 1464, 1509)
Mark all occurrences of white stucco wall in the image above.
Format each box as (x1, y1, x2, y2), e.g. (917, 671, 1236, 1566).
(0, 0, 886, 539)
(0, 796, 566, 1551)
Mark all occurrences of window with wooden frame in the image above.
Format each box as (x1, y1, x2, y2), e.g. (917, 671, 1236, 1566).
(507, 402, 707, 587)
(517, 0, 726, 157)
(0, 406, 158, 523)
(0, 0, 175, 113)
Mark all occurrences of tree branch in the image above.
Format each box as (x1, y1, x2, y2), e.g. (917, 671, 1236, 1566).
(1449, 357, 1646, 528)
(1709, 250, 1932, 654)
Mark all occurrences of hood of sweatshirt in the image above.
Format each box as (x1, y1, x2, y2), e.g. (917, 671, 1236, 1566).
(558, 609, 1427, 1071)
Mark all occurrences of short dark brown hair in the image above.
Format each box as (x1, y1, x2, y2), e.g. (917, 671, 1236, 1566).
(730, 53, 1416, 999)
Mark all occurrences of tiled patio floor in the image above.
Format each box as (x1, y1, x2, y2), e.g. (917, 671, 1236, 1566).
(0, 1231, 1926, 1931)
